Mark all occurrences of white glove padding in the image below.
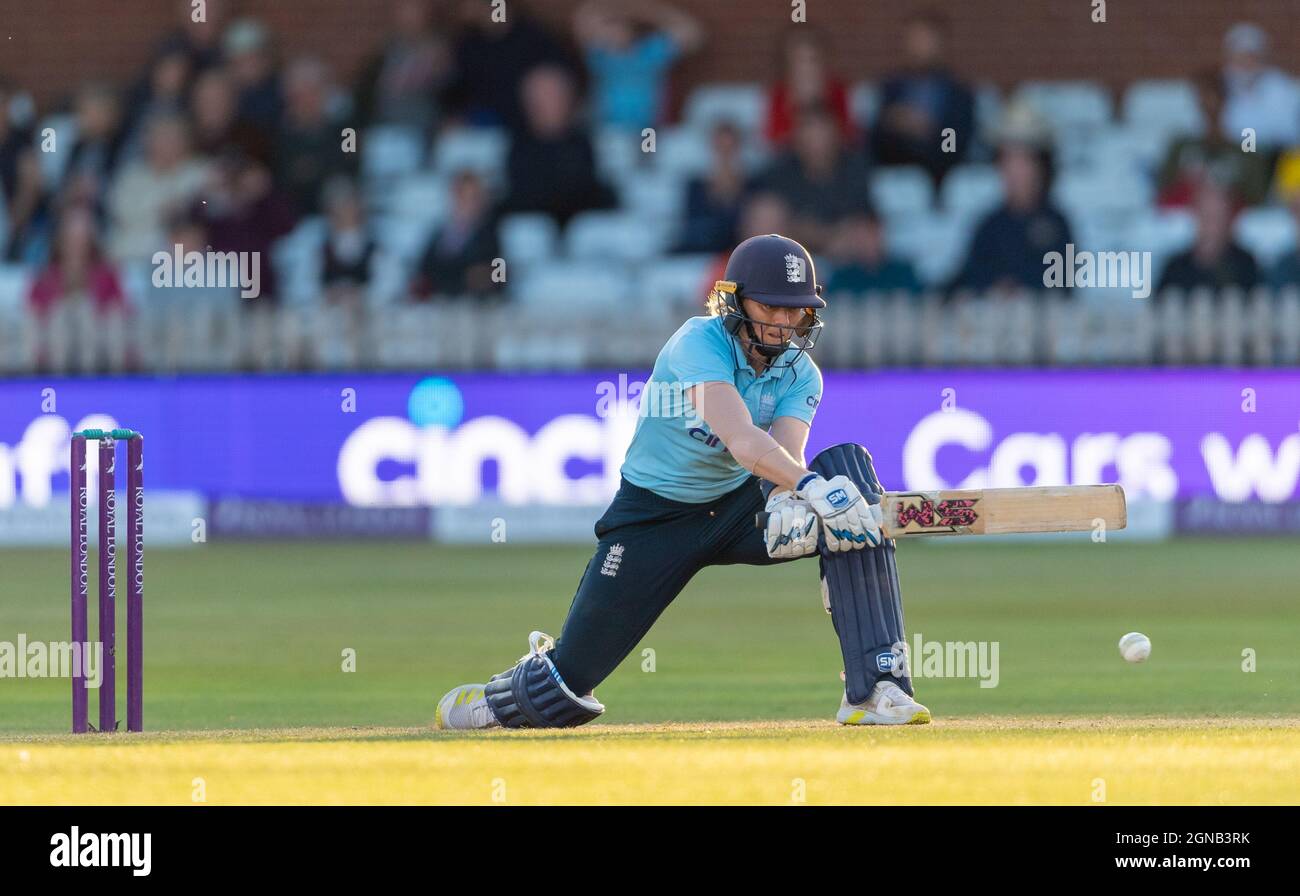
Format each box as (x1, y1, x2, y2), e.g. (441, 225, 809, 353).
(796, 474, 883, 552)
(764, 490, 820, 559)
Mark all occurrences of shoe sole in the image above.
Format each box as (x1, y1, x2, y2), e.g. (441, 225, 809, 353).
(838, 708, 932, 726)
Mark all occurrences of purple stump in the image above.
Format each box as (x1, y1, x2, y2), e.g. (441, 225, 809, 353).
(98, 436, 117, 732)
(70, 436, 89, 734)
(126, 435, 143, 732)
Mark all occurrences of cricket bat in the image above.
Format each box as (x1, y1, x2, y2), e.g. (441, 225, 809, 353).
(756, 484, 1127, 538)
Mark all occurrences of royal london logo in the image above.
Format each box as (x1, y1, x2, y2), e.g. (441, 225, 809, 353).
(783, 253, 806, 283)
(600, 543, 625, 577)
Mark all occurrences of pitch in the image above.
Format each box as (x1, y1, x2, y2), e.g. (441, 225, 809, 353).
(1, 540, 1297, 804)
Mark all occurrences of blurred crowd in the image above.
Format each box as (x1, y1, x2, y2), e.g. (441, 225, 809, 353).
(2, 1, 1300, 364)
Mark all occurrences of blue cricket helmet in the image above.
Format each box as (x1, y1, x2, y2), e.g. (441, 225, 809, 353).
(722, 233, 826, 308)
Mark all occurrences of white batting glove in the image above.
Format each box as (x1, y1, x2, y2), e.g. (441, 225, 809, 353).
(764, 490, 819, 559)
(796, 474, 883, 552)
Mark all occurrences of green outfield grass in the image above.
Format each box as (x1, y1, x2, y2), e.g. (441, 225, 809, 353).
(1, 539, 1296, 734)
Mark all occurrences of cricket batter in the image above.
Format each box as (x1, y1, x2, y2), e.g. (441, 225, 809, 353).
(436, 234, 929, 729)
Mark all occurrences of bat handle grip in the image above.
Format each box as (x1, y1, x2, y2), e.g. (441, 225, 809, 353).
(754, 512, 770, 530)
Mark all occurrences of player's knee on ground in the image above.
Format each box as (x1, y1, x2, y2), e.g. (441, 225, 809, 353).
(484, 632, 605, 728)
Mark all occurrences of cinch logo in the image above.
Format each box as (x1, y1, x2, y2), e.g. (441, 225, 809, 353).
(827, 488, 849, 508)
(687, 427, 729, 452)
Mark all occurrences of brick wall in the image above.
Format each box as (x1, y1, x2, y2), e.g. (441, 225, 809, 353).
(4, 0, 1298, 111)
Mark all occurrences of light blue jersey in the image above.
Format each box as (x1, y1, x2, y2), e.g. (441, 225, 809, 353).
(620, 315, 823, 503)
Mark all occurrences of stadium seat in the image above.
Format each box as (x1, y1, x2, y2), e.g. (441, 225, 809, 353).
(888, 213, 967, 287)
(1122, 80, 1203, 137)
(619, 169, 686, 226)
(1087, 124, 1170, 175)
(635, 253, 717, 309)
(432, 127, 508, 183)
(594, 126, 644, 180)
(653, 125, 713, 179)
(1052, 170, 1153, 218)
(870, 167, 933, 218)
(361, 125, 425, 182)
(272, 217, 328, 306)
(1235, 207, 1298, 269)
(1014, 81, 1113, 132)
(940, 164, 1003, 222)
(498, 213, 560, 266)
(973, 83, 1003, 143)
(682, 83, 766, 134)
(566, 211, 668, 262)
(513, 260, 629, 311)
(0, 264, 30, 315)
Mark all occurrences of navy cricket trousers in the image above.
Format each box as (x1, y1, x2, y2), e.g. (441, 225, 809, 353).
(551, 476, 797, 695)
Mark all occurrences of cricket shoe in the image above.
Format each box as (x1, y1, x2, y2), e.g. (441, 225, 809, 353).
(837, 680, 931, 726)
(434, 683, 500, 730)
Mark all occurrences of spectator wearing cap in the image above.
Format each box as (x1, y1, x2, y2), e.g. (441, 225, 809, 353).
(573, 0, 703, 132)
(825, 207, 922, 298)
(354, 0, 456, 135)
(224, 19, 283, 131)
(676, 121, 748, 253)
(754, 106, 869, 253)
(1221, 23, 1300, 151)
(1157, 182, 1259, 292)
(950, 102, 1073, 296)
(106, 113, 210, 262)
(501, 66, 616, 227)
(871, 9, 975, 186)
(412, 169, 500, 299)
(764, 27, 854, 147)
(1157, 69, 1271, 209)
(277, 57, 358, 216)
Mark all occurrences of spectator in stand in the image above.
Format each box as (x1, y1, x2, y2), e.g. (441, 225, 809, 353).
(223, 19, 282, 132)
(950, 102, 1072, 296)
(192, 150, 297, 301)
(61, 83, 127, 214)
(700, 191, 792, 299)
(1157, 69, 1271, 209)
(190, 68, 268, 161)
(824, 206, 922, 298)
(871, 8, 975, 186)
(320, 177, 376, 305)
(412, 169, 500, 299)
(107, 113, 210, 262)
(1269, 191, 1300, 288)
(448, 0, 579, 131)
(354, 0, 456, 136)
(277, 57, 357, 216)
(121, 49, 194, 159)
(1220, 23, 1300, 152)
(501, 66, 616, 227)
(28, 205, 131, 370)
(1157, 182, 1259, 292)
(0, 79, 48, 263)
(754, 106, 869, 253)
(150, 0, 227, 75)
(676, 120, 748, 253)
(573, 0, 703, 132)
(764, 27, 853, 147)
